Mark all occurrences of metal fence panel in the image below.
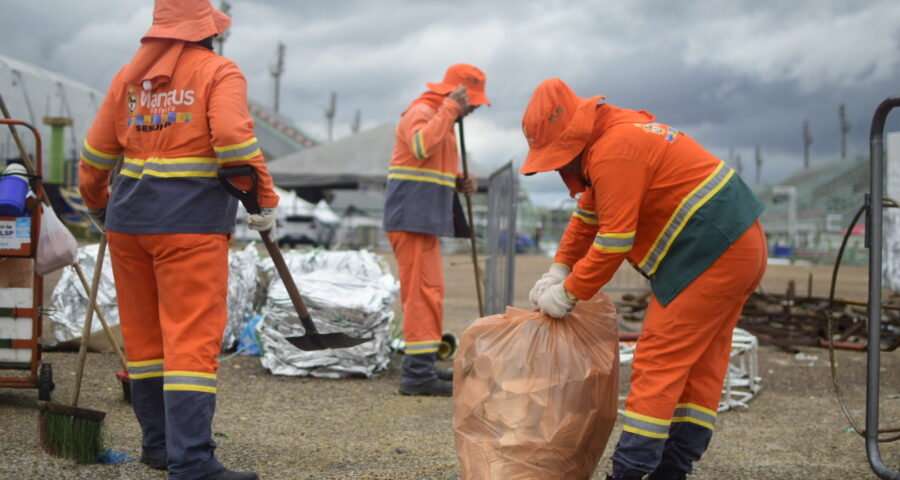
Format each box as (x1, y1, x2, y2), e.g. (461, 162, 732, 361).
(484, 162, 517, 315)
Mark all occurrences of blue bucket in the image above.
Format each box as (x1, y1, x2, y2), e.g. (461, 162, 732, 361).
(0, 165, 29, 216)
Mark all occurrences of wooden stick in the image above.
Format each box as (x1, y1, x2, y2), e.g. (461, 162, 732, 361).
(457, 118, 484, 317)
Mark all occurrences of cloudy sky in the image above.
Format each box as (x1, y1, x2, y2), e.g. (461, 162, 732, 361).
(2, 0, 899, 206)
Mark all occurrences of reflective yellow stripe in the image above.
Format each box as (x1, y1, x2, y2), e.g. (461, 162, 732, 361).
(127, 359, 164, 367)
(623, 425, 669, 439)
(677, 402, 717, 417)
(130, 372, 165, 379)
(120, 156, 219, 179)
(412, 130, 427, 159)
(218, 149, 261, 163)
(213, 137, 258, 152)
(592, 231, 635, 253)
(83, 140, 120, 159)
(573, 212, 598, 225)
(163, 384, 217, 393)
(625, 410, 670, 426)
(389, 165, 456, 179)
(671, 416, 715, 430)
(387, 173, 455, 188)
(164, 371, 216, 379)
(638, 164, 734, 275)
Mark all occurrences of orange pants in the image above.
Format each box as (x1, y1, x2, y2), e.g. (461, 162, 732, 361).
(387, 231, 444, 355)
(613, 221, 767, 476)
(108, 232, 229, 478)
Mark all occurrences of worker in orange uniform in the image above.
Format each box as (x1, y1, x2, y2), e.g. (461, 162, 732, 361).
(383, 64, 489, 396)
(520, 78, 767, 480)
(78, 2, 277, 479)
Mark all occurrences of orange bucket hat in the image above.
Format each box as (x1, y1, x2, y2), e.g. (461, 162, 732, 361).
(520, 78, 604, 175)
(426, 64, 491, 106)
(142, 0, 231, 42)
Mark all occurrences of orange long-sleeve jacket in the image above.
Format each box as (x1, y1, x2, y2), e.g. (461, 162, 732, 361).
(556, 106, 764, 305)
(383, 95, 462, 237)
(79, 42, 278, 234)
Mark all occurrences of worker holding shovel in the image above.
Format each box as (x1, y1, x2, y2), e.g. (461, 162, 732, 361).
(78, 1, 277, 479)
(383, 64, 488, 396)
(520, 78, 767, 480)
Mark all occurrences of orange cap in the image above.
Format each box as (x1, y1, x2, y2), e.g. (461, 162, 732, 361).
(520, 78, 604, 175)
(426, 64, 491, 106)
(142, 0, 231, 43)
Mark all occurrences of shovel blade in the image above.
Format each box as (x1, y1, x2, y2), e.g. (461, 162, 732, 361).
(285, 332, 373, 351)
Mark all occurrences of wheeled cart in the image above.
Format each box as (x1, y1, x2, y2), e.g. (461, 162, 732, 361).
(0, 118, 54, 401)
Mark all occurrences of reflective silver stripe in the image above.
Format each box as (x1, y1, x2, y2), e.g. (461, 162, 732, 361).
(163, 371, 217, 393)
(120, 157, 218, 179)
(405, 341, 440, 354)
(640, 165, 733, 275)
(214, 140, 261, 163)
(411, 130, 427, 159)
(128, 363, 164, 377)
(163, 375, 216, 388)
(593, 234, 634, 252)
(622, 410, 670, 439)
(81, 142, 118, 170)
(672, 404, 717, 430)
(573, 207, 598, 224)
(387, 166, 456, 188)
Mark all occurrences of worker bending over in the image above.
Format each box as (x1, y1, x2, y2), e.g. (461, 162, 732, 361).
(521, 78, 767, 480)
(79, 1, 277, 479)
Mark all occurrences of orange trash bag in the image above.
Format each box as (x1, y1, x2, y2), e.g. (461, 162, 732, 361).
(453, 292, 620, 480)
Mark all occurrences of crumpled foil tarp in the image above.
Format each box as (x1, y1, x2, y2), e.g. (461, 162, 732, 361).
(256, 249, 398, 378)
(49, 243, 119, 346)
(50, 242, 261, 351)
(223, 243, 262, 350)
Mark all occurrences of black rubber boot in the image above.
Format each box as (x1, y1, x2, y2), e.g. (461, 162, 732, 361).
(648, 467, 687, 480)
(436, 368, 453, 381)
(198, 468, 260, 480)
(398, 378, 452, 397)
(139, 451, 167, 470)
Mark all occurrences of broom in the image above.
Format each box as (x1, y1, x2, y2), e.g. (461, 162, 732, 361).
(39, 235, 109, 462)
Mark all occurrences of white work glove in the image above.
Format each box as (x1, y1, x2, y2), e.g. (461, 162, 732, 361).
(538, 283, 577, 319)
(87, 207, 106, 233)
(247, 207, 277, 232)
(528, 263, 571, 305)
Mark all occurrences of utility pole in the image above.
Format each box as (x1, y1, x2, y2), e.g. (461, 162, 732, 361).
(839, 103, 850, 159)
(351, 109, 361, 134)
(735, 153, 743, 177)
(270, 42, 285, 113)
(324, 92, 336, 142)
(802, 119, 812, 169)
(214, 1, 230, 56)
(755, 145, 763, 185)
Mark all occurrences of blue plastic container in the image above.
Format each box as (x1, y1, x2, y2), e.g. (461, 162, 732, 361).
(0, 164, 29, 217)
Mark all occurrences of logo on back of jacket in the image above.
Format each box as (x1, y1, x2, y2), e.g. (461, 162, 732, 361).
(126, 85, 196, 133)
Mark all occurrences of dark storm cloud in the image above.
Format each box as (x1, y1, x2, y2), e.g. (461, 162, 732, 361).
(2, 0, 898, 205)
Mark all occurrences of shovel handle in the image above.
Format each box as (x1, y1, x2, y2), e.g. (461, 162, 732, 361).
(217, 165, 319, 336)
(218, 164, 260, 214)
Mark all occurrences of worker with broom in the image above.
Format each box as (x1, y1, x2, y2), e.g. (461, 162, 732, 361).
(520, 78, 767, 480)
(78, 1, 277, 479)
(383, 64, 488, 396)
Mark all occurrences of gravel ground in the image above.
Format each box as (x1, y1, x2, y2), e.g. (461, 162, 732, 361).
(1, 252, 899, 479)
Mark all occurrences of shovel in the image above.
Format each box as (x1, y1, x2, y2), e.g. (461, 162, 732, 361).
(218, 165, 372, 351)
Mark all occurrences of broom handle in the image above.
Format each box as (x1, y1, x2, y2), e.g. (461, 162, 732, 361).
(71, 235, 107, 407)
(457, 118, 484, 317)
(0, 94, 128, 375)
(72, 260, 127, 371)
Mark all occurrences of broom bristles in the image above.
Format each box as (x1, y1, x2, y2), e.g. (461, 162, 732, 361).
(39, 402, 106, 463)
